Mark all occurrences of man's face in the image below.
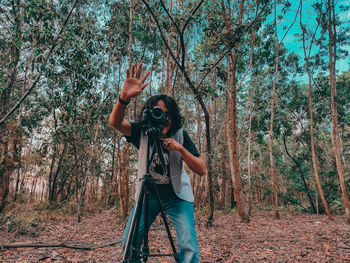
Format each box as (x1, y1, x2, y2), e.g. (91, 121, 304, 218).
(157, 100, 172, 137)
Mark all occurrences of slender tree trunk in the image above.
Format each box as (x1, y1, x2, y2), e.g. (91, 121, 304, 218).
(116, 136, 123, 211)
(128, 0, 134, 68)
(269, 0, 281, 219)
(165, 0, 174, 94)
(300, 5, 333, 220)
(13, 169, 21, 202)
(223, 76, 231, 208)
(220, 149, 227, 208)
(13, 69, 27, 203)
(30, 178, 37, 202)
(194, 102, 202, 204)
(118, 0, 135, 217)
(0, 169, 10, 214)
(220, 116, 228, 208)
(247, 27, 257, 216)
(204, 112, 214, 226)
(161, 52, 165, 93)
(48, 104, 58, 202)
(49, 142, 67, 203)
(327, 0, 350, 224)
(247, 82, 254, 216)
(78, 118, 101, 222)
(269, 49, 280, 218)
(231, 88, 250, 222)
(226, 58, 236, 202)
(108, 133, 117, 206)
(40, 181, 45, 202)
(121, 144, 129, 217)
(221, 0, 250, 223)
(270, 0, 302, 219)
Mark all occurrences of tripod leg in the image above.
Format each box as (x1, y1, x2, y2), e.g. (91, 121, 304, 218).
(141, 186, 150, 262)
(122, 180, 146, 262)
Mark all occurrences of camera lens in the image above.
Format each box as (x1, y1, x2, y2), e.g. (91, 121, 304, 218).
(151, 106, 165, 121)
(140, 106, 168, 135)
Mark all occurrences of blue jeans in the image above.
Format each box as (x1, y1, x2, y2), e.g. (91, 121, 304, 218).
(121, 185, 199, 263)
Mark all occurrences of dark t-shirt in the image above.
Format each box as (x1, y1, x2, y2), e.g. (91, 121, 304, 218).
(125, 122, 200, 185)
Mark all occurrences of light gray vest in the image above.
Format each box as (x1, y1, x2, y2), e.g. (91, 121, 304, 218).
(134, 128, 194, 203)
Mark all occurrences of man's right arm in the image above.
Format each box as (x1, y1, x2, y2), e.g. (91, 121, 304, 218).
(109, 95, 132, 137)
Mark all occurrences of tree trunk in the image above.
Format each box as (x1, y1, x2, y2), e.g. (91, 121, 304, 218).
(48, 105, 59, 202)
(327, 0, 350, 224)
(204, 109, 214, 226)
(269, 44, 280, 219)
(13, 169, 21, 202)
(220, 119, 228, 208)
(77, 118, 101, 222)
(108, 133, 117, 206)
(221, 0, 250, 223)
(165, 0, 174, 94)
(13, 70, 27, 203)
(0, 169, 10, 214)
(222, 78, 231, 208)
(269, 0, 301, 219)
(231, 88, 250, 223)
(247, 81, 254, 216)
(193, 102, 203, 204)
(269, 0, 281, 219)
(118, 0, 135, 217)
(121, 144, 129, 217)
(300, 5, 333, 220)
(48, 142, 66, 202)
(247, 27, 257, 216)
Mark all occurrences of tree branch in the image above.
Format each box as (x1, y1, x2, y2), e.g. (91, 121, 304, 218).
(140, 0, 182, 71)
(1, 240, 121, 251)
(196, 3, 267, 90)
(159, 0, 182, 36)
(158, 0, 186, 69)
(182, 0, 205, 33)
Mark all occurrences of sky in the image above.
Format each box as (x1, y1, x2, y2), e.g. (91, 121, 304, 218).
(273, 0, 350, 83)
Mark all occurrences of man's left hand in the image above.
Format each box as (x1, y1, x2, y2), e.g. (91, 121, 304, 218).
(163, 138, 183, 152)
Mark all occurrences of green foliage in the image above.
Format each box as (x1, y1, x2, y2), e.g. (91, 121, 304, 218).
(278, 192, 302, 207)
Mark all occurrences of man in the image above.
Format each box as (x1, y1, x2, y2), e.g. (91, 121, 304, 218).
(109, 62, 206, 262)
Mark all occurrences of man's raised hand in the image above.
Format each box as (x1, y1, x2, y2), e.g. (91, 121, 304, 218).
(120, 62, 151, 102)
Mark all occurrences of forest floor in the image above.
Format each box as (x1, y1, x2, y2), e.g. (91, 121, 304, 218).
(0, 207, 349, 263)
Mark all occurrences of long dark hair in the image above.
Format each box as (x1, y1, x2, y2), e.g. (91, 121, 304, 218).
(137, 94, 184, 135)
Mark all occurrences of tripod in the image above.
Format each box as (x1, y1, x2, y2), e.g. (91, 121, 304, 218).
(122, 130, 180, 263)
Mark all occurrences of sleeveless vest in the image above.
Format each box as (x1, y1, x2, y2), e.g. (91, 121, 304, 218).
(134, 128, 194, 203)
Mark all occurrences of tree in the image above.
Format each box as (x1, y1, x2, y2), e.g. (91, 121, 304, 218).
(326, 0, 350, 224)
(299, 0, 333, 220)
(220, 0, 251, 223)
(268, 0, 301, 219)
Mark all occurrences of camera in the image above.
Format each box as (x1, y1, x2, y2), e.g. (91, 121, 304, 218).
(141, 106, 168, 136)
